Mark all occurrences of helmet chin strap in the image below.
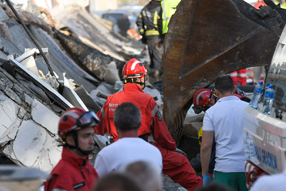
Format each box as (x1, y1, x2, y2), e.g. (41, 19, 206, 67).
(135, 81, 145, 89)
(124, 77, 146, 90)
(136, 75, 147, 89)
(62, 131, 93, 156)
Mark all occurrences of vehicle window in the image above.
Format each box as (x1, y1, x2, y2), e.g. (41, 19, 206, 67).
(110, 14, 124, 21)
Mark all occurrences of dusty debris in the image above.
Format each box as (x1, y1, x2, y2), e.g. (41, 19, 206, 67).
(54, 29, 126, 80)
(0, 66, 62, 173)
(0, 20, 12, 40)
(0, 3, 52, 34)
(37, 6, 55, 27)
(92, 13, 113, 31)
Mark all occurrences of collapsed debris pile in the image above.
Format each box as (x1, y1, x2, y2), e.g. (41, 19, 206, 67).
(0, 1, 147, 173)
(0, 61, 61, 173)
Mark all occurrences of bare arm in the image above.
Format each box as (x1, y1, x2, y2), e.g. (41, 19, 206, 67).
(200, 131, 214, 176)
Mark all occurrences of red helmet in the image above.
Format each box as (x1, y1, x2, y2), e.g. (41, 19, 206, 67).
(193, 88, 214, 107)
(58, 107, 99, 139)
(122, 58, 147, 79)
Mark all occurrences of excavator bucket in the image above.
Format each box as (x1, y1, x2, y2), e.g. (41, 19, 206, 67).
(163, 0, 284, 144)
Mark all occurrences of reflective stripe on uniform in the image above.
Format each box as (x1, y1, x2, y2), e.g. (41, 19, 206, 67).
(153, 11, 158, 28)
(146, 30, 160, 36)
(162, 0, 167, 21)
(101, 107, 105, 119)
(229, 72, 237, 77)
(238, 73, 247, 77)
(162, 17, 171, 21)
(151, 105, 159, 117)
(162, 0, 170, 21)
(52, 189, 67, 191)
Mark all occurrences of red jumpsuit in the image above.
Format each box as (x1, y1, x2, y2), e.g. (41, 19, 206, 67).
(230, 69, 247, 86)
(45, 147, 98, 191)
(95, 83, 202, 191)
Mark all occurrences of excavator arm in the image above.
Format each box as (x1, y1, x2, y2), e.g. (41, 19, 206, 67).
(162, 0, 286, 144)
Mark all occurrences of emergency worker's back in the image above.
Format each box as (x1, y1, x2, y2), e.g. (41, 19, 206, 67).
(104, 83, 157, 141)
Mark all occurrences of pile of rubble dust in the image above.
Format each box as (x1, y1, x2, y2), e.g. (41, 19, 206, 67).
(162, 174, 187, 191)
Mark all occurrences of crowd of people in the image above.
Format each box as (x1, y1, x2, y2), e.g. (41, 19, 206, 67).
(41, 57, 275, 191)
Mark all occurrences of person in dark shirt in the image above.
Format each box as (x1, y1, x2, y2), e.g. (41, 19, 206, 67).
(117, 14, 130, 37)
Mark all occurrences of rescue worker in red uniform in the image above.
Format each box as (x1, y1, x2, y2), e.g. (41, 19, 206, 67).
(230, 69, 247, 86)
(95, 58, 203, 191)
(191, 89, 216, 184)
(45, 107, 99, 191)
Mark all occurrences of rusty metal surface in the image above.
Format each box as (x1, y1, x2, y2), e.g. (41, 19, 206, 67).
(162, 0, 284, 144)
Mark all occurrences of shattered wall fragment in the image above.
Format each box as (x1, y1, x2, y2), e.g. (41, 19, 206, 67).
(0, 67, 61, 173)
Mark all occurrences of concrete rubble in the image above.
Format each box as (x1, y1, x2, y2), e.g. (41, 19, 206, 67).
(0, 1, 197, 190)
(0, 66, 61, 173)
(0, 0, 147, 173)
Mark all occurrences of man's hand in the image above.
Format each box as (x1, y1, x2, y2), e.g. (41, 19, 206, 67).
(202, 174, 211, 186)
(157, 39, 162, 48)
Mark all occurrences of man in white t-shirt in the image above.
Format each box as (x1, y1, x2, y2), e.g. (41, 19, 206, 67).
(250, 169, 286, 191)
(94, 102, 162, 177)
(200, 74, 248, 191)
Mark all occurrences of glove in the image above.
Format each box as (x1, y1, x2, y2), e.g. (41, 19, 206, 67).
(202, 174, 211, 186)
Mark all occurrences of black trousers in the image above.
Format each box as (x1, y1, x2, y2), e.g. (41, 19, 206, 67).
(146, 37, 162, 71)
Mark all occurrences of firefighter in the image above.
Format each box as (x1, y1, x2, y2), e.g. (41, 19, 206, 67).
(191, 89, 216, 180)
(192, 88, 216, 116)
(158, 0, 181, 43)
(95, 58, 203, 191)
(45, 107, 99, 191)
(137, 0, 162, 76)
(230, 69, 247, 86)
(191, 88, 250, 182)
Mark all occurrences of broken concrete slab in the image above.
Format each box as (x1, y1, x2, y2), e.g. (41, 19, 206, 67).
(31, 99, 59, 135)
(0, 91, 17, 129)
(0, 92, 21, 145)
(0, 4, 9, 21)
(11, 119, 61, 172)
(13, 120, 47, 167)
(33, 136, 61, 173)
(0, 66, 62, 172)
